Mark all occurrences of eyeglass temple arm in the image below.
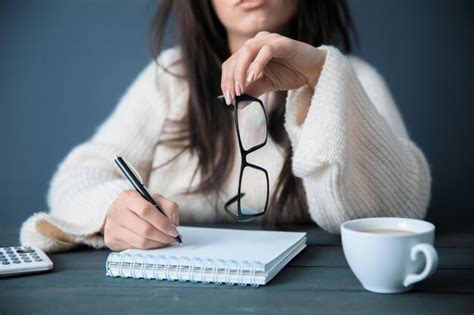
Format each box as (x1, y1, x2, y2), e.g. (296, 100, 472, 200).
(216, 95, 236, 110)
(217, 94, 258, 109)
(224, 192, 246, 208)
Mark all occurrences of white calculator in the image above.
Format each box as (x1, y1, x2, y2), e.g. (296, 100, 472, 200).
(0, 245, 53, 277)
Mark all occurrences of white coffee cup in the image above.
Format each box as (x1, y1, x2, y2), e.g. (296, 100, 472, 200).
(340, 217, 438, 294)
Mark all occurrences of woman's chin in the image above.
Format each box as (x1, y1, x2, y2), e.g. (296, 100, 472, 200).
(234, 17, 278, 35)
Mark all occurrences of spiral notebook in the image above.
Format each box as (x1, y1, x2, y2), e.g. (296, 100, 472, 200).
(106, 226, 306, 286)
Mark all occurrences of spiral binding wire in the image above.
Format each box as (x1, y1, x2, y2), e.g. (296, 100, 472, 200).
(143, 254, 154, 280)
(106, 253, 264, 286)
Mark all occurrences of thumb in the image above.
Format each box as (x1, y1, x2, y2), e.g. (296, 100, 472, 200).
(152, 194, 180, 226)
(243, 75, 275, 98)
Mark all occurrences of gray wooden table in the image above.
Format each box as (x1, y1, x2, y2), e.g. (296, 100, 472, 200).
(0, 224, 473, 314)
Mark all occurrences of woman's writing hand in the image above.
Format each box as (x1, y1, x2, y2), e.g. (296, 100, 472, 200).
(220, 31, 326, 104)
(103, 190, 180, 251)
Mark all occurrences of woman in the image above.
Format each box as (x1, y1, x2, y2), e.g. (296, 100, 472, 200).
(20, 0, 431, 252)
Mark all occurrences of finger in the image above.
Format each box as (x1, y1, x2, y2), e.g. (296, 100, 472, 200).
(104, 236, 130, 251)
(243, 75, 275, 98)
(221, 56, 237, 105)
(254, 31, 270, 39)
(234, 44, 259, 96)
(104, 221, 166, 250)
(153, 194, 180, 226)
(114, 207, 176, 244)
(247, 45, 274, 84)
(113, 223, 167, 249)
(122, 190, 180, 239)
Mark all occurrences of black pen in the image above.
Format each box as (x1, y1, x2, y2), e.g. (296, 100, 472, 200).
(114, 155, 183, 245)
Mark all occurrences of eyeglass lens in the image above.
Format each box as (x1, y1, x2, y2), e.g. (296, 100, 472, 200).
(227, 165, 268, 217)
(236, 99, 267, 151)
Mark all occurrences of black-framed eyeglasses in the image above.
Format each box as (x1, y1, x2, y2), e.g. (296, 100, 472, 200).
(217, 93, 270, 222)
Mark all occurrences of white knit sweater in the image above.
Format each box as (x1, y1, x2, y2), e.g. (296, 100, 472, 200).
(20, 46, 431, 253)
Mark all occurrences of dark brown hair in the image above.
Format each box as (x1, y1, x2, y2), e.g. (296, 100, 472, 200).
(149, 0, 356, 226)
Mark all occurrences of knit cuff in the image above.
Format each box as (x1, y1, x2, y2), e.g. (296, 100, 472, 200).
(20, 179, 129, 253)
(283, 45, 431, 232)
(285, 45, 350, 176)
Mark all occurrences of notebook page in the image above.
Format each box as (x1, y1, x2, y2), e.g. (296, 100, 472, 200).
(120, 226, 306, 270)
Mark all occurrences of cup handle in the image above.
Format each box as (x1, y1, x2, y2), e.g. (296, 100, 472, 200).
(403, 243, 438, 287)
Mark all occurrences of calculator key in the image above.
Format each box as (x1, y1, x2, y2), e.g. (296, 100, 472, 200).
(34, 258, 43, 262)
(2, 261, 10, 265)
(12, 261, 21, 264)
(24, 260, 32, 263)
(16, 249, 35, 254)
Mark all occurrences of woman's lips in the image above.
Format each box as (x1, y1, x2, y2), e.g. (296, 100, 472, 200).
(236, 0, 267, 10)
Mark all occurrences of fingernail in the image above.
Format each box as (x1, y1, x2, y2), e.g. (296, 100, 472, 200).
(246, 72, 255, 83)
(235, 82, 242, 96)
(171, 213, 179, 226)
(167, 225, 179, 237)
(224, 89, 231, 105)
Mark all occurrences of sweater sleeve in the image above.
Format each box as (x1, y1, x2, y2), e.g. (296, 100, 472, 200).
(284, 46, 431, 234)
(20, 50, 181, 252)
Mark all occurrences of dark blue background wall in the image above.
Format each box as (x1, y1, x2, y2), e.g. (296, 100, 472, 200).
(2, 0, 473, 232)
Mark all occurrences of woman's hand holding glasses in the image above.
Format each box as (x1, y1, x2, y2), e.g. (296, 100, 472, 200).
(220, 31, 327, 105)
